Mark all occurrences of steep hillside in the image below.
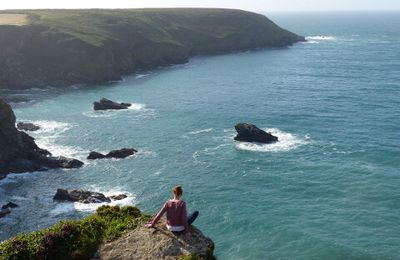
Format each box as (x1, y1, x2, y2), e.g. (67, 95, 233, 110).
(0, 9, 304, 89)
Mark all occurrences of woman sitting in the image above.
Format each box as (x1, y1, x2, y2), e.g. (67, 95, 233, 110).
(145, 185, 199, 240)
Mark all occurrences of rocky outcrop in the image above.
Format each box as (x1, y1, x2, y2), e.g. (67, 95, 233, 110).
(93, 98, 131, 111)
(94, 220, 215, 259)
(0, 202, 18, 218)
(0, 99, 83, 178)
(17, 122, 40, 131)
(0, 9, 304, 90)
(234, 123, 278, 143)
(87, 148, 137, 160)
(53, 189, 127, 204)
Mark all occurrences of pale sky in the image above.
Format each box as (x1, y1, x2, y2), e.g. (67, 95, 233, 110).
(1, 0, 399, 12)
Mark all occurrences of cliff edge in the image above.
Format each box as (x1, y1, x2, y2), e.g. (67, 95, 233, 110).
(0, 9, 304, 89)
(94, 220, 214, 259)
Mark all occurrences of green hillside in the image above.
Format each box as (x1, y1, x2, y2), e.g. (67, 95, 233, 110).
(0, 9, 304, 89)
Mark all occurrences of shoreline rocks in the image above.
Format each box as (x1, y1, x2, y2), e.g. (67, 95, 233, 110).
(93, 98, 131, 111)
(0, 99, 84, 178)
(87, 148, 137, 160)
(53, 189, 127, 204)
(234, 123, 278, 144)
(17, 122, 41, 131)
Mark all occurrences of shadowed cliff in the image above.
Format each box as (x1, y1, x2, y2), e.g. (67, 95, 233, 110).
(0, 8, 304, 89)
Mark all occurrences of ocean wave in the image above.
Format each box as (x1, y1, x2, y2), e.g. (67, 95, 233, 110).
(135, 73, 150, 79)
(306, 35, 336, 41)
(25, 120, 88, 159)
(28, 120, 72, 134)
(235, 128, 309, 152)
(189, 128, 214, 135)
(50, 189, 136, 215)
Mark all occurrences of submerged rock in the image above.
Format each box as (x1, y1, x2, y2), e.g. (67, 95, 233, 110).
(0, 99, 83, 177)
(109, 194, 128, 201)
(53, 189, 127, 204)
(87, 148, 137, 160)
(0, 208, 11, 218)
(17, 122, 40, 131)
(94, 220, 215, 259)
(234, 123, 278, 144)
(1, 202, 18, 209)
(93, 98, 131, 111)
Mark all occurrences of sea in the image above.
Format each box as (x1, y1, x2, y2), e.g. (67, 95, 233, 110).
(0, 12, 399, 259)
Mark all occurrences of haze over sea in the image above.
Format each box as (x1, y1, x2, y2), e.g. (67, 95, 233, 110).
(1, 12, 399, 259)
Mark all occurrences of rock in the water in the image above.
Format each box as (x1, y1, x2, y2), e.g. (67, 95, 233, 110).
(1, 202, 18, 210)
(93, 220, 215, 259)
(87, 151, 106, 160)
(106, 148, 137, 159)
(234, 123, 278, 144)
(93, 98, 131, 111)
(43, 156, 84, 169)
(109, 194, 128, 201)
(17, 122, 40, 131)
(88, 148, 137, 160)
(0, 99, 83, 177)
(53, 189, 127, 204)
(0, 208, 11, 218)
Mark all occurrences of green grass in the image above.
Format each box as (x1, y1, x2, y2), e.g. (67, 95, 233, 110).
(0, 205, 150, 260)
(0, 9, 277, 47)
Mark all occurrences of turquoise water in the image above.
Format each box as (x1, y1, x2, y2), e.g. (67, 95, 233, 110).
(1, 12, 400, 259)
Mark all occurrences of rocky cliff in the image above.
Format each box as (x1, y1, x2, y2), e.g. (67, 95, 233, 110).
(0, 9, 304, 89)
(94, 220, 214, 259)
(0, 99, 83, 179)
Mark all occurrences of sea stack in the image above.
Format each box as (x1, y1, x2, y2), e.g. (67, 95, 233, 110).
(234, 123, 278, 143)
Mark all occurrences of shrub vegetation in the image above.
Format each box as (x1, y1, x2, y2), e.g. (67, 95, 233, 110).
(0, 205, 149, 260)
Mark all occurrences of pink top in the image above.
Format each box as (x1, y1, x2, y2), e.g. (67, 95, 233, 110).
(151, 199, 189, 232)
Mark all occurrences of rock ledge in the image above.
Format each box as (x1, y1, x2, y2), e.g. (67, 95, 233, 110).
(93, 220, 215, 259)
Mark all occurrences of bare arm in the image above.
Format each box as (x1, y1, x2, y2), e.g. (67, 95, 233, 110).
(146, 201, 167, 227)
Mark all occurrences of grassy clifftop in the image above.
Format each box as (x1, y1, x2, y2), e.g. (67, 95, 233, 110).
(0, 9, 304, 89)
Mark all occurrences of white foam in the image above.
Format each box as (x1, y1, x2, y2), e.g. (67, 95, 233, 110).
(135, 74, 150, 79)
(127, 103, 146, 111)
(50, 189, 136, 215)
(26, 120, 72, 134)
(306, 35, 336, 41)
(235, 128, 309, 152)
(25, 120, 88, 159)
(189, 128, 214, 135)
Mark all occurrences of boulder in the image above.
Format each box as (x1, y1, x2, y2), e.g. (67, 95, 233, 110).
(53, 189, 127, 204)
(41, 156, 84, 169)
(234, 123, 278, 144)
(17, 122, 40, 131)
(109, 194, 128, 201)
(106, 148, 137, 159)
(1, 202, 18, 210)
(87, 151, 106, 160)
(93, 98, 131, 110)
(87, 148, 137, 160)
(94, 220, 215, 259)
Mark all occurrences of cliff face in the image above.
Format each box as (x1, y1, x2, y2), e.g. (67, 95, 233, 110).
(94, 220, 215, 259)
(0, 99, 83, 178)
(0, 9, 304, 89)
